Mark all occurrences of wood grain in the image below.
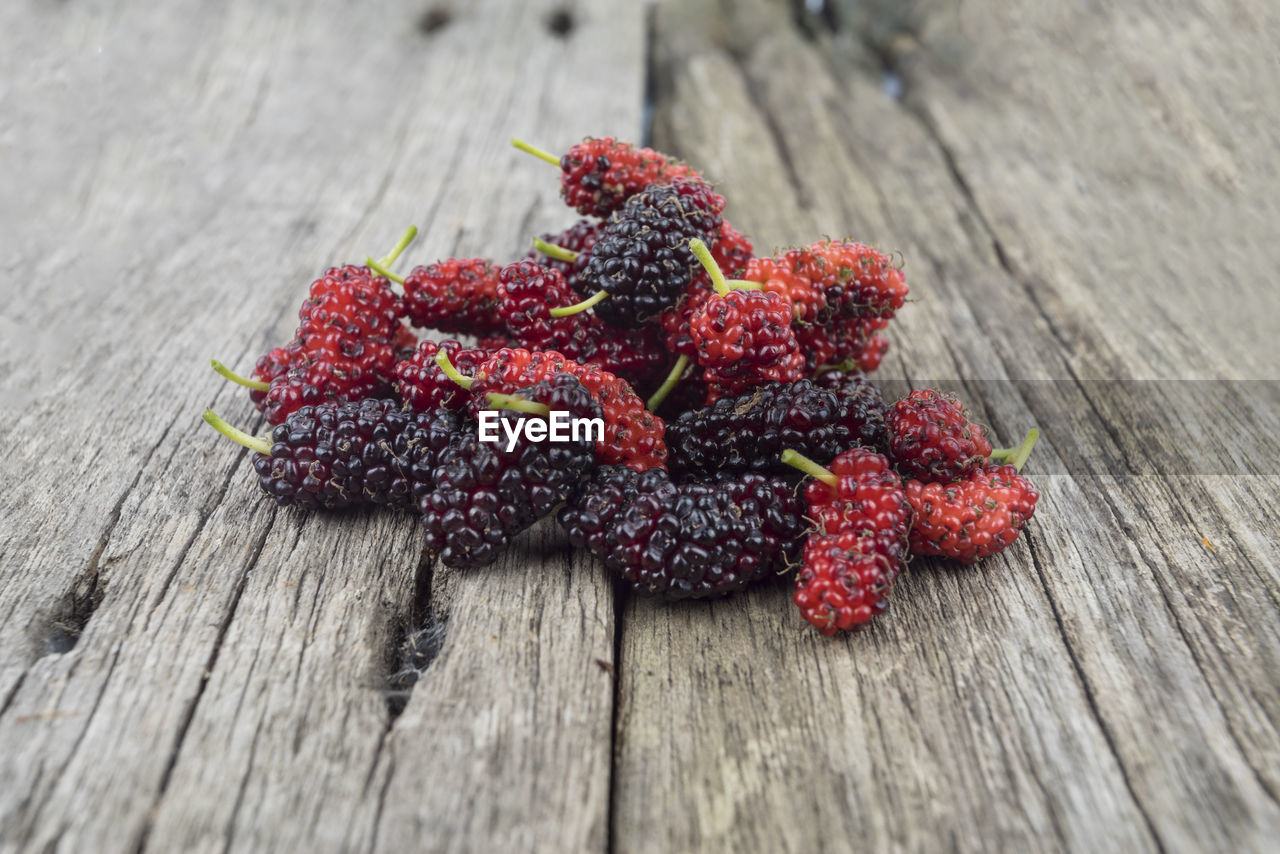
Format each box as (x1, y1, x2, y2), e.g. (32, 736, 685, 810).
(621, 0, 1280, 851)
(2, 0, 1278, 851)
(0, 1, 639, 851)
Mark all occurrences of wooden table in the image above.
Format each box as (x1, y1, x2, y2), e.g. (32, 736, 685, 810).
(3, 1, 1277, 851)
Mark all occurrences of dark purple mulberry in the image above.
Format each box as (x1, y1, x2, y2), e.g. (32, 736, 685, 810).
(420, 376, 600, 568)
(250, 399, 458, 510)
(581, 180, 725, 328)
(665, 379, 887, 477)
(559, 467, 805, 599)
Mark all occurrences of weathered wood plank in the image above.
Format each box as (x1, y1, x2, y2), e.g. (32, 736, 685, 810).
(826, 0, 1280, 380)
(622, 0, 1280, 851)
(815, 3, 1280, 844)
(4, 0, 1279, 851)
(0, 1, 641, 851)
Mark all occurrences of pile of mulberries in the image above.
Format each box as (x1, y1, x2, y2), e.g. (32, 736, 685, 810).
(203, 135, 1042, 638)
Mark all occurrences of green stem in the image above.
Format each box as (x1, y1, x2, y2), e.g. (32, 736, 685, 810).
(689, 237, 762, 294)
(689, 238, 729, 295)
(434, 349, 474, 390)
(645, 354, 690, 411)
(511, 137, 560, 166)
(211, 359, 269, 392)
(810, 358, 858, 378)
(549, 289, 609, 317)
(780, 449, 839, 488)
(533, 236, 579, 263)
(487, 393, 551, 416)
(989, 427, 1040, 472)
(203, 409, 271, 455)
(366, 256, 405, 285)
(377, 225, 418, 268)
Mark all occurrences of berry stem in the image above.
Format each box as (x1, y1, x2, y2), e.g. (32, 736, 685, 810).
(377, 225, 419, 268)
(366, 256, 405, 285)
(532, 236, 580, 263)
(210, 359, 269, 392)
(434, 349, 474, 390)
(811, 358, 858, 377)
(690, 238, 729, 295)
(511, 137, 560, 166)
(203, 409, 271, 456)
(645, 354, 690, 411)
(780, 448, 839, 488)
(690, 237, 762, 295)
(486, 392, 551, 417)
(549, 289, 608, 317)
(989, 427, 1040, 472)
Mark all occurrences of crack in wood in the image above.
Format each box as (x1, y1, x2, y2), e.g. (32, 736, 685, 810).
(25, 410, 183, 667)
(13, 645, 123, 852)
(218, 704, 269, 854)
(38, 555, 108, 659)
(870, 70, 1118, 381)
(1023, 533, 1167, 853)
(131, 509, 276, 854)
(721, 49, 812, 213)
(382, 551, 443, 720)
(604, 575, 626, 854)
(365, 737, 397, 854)
(142, 436, 253, 634)
(1091, 482, 1280, 810)
(0, 672, 26, 719)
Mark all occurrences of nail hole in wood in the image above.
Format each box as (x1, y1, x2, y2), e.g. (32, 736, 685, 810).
(417, 4, 452, 36)
(39, 568, 106, 657)
(546, 8, 574, 38)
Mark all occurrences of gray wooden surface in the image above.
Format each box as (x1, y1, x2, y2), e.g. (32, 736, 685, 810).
(1, 0, 1277, 852)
